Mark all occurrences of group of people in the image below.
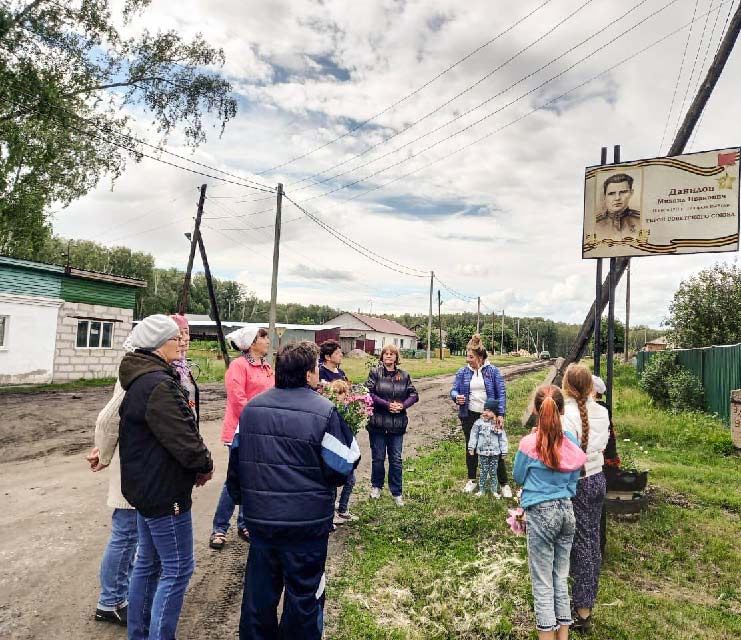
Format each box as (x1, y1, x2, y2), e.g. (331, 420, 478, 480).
(87, 319, 609, 639)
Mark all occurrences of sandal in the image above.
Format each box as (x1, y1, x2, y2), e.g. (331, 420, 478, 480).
(237, 527, 250, 542)
(209, 531, 227, 550)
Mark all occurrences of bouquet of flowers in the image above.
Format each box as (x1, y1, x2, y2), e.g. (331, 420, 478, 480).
(322, 383, 374, 435)
(506, 488, 527, 535)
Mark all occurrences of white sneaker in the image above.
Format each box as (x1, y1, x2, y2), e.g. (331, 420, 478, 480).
(492, 492, 502, 500)
(370, 487, 381, 499)
(393, 495, 405, 507)
(474, 491, 485, 498)
(463, 480, 477, 493)
(501, 485, 513, 498)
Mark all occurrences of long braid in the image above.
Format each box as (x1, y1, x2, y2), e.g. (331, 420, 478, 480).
(563, 364, 594, 452)
(576, 396, 590, 452)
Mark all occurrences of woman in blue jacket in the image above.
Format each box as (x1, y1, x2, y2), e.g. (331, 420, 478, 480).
(450, 335, 510, 495)
(513, 385, 586, 640)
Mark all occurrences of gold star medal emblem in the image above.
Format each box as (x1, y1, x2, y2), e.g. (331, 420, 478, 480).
(716, 172, 737, 190)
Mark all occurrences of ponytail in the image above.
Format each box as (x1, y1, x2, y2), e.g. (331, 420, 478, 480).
(533, 384, 565, 470)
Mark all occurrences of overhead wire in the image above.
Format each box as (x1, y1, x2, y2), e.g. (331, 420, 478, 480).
(255, 0, 556, 175)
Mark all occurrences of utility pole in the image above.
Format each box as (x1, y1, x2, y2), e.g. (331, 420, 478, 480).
(437, 289, 443, 360)
(624, 260, 631, 363)
(476, 297, 480, 333)
(427, 271, 434, 362)
(197, 234, 230, 367)
(500, 309, 505, 356)
(178, 184, 207, 314)
(555, 4, 741, 385)
(267, 183, 283, 363)
(491, 312, 496, 353)
(516, 318, 520, 352)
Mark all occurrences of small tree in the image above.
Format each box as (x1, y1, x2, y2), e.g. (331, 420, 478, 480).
(665, 263, 741, 348)
(639, 351, 679, 406)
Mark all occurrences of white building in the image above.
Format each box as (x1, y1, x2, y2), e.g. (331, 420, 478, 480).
(323, 312, 418, 354)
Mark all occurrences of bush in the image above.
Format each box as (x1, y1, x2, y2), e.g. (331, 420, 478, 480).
(639, 351, 679, 406)
(666, 368, 705, 413)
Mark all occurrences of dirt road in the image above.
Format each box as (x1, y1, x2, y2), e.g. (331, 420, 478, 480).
(0, 360, 547, 639)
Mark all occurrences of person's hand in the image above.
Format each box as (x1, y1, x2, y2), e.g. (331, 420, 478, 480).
(195, 471, 213, 487)
(468, 449, 475, 456)
(86, 447, 108, 472)
(495, 415, 505, 428)
(455, 394, 465, 405)
(389, 401, 403, 413)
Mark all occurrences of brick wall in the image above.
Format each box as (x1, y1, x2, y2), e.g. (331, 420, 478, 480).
(53, 302, 134, 382)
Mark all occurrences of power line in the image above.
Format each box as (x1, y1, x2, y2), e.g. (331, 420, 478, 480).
(285, 0, 601, 191)
(255, 0, 556, 176)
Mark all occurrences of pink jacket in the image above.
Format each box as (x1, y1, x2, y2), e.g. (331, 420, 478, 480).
(221, 355, 274, 444)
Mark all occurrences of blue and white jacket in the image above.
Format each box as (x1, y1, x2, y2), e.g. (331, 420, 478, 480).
(513, 431, 587, 509)
(467, 418, 509, 457)
(226, 386, 360, 542)
(450, 363, 506, 418)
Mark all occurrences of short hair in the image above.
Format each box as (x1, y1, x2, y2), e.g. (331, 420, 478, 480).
(380, 344, 400, 364)
(319, 339, 342, 363)
(275, 341, 319, 389)
(256, 328, 269, 339)
(329, 379, 349, 395)
(603, 173, 634, 194)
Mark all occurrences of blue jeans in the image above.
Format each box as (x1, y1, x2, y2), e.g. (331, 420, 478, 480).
(525, 499, 576, 632)
(369, 431, 404, 497)
(337, 471, 356, 513)
(98, 508, 138, 610)
(212, 481, 246, 534)
(478, 455, 500, 494)
(128, 511, 195, 640)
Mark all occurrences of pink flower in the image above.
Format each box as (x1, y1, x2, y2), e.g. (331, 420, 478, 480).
(506, 507, 526, 535)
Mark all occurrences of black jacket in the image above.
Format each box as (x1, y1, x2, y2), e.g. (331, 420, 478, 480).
(118, 350, 213, 518)
(365, 366, 418, 434)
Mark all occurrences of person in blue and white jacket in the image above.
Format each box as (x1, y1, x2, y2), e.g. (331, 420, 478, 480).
(450, 334, 510, 496)
(467, 397, 509, 497)
(227, 340, 360, 640)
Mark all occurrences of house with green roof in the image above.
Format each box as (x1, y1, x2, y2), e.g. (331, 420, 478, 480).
(0, 256, 146, 384)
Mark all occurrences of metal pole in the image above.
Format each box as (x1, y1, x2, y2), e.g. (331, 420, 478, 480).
(624, 260, 631, 363)
(607, 257, 616, 412)
(426, 271, 433, 362)
(267, 183, 283, 363)
(178, 184, 207, 314)
(438, 289, 443, 360)
(593, 146, 607, 376)
(197, 234, 230, 367)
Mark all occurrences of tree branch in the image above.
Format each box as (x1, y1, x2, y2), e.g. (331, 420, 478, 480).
(2, 0, 49, 38)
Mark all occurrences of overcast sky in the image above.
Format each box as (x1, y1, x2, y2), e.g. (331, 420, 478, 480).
(53, 0, 741, 327)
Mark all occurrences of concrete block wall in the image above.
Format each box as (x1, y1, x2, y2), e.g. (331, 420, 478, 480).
(53, 302, 134, 382)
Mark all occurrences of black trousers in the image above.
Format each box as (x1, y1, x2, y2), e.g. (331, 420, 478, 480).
(460, 412, 509, 484)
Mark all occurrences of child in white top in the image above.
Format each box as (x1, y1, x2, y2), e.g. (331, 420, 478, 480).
(468, 398, 509, 497)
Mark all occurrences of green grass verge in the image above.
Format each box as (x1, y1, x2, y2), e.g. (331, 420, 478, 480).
(327, 364, 741, 639)
(0, 376, 116, 394)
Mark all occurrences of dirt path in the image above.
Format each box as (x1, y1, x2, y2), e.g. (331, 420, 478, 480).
(0, 360, 548, 639)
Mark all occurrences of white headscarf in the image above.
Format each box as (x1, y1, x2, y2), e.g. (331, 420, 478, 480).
(124, 314, 179, 351)
(226, 327, 258, 352)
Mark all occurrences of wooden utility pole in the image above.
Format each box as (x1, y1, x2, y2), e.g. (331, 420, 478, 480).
(437, 290, 444, 360)
(556, 5, 741, 385)
(197, 234, 230, 367)
(267, 183, 283, 363)
(500, 309, 505, 356)
(516, 318, 520, 352)
(476, 297, 481, 333)
(427, 271, 434, 362)
(624, 260, 631, 363)
(491, 312, 496, 353)
(178, 184, 207, 314)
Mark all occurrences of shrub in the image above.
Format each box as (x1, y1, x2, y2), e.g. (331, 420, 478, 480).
(639, 351, 679, 406)
(666, 368, 705, 413)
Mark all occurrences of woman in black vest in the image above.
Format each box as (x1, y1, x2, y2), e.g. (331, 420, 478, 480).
(365, 344, 418, 506)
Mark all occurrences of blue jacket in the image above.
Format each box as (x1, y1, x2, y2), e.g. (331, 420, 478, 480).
(513, 431, 586, 509)
(228, 386, 359, 542)
(468, 418, 509, 456)
(450, 363, 506, 418)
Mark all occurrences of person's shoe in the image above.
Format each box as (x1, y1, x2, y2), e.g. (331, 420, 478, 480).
(209, 531, 227, 550)
(501, 484, 513, 498)
(572, 612, 594, 635)
(393, 495, 405, 507)
(336, 510, 359, 522)
(370, 487, 381, 499)
(474, 491, 485, 498)
(463, 480, 477, 493)
(95, 604, 127, 626)
(492, 492, 502, 499)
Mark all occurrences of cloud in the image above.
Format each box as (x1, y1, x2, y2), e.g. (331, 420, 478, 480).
(287, 263, 356, 283)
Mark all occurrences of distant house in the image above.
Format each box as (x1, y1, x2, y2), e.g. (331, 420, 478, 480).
(323, 312, 418, 354)
(183, 316, 340, 346)
(644, 336, 669, 351)
(0, 256, 146, 384)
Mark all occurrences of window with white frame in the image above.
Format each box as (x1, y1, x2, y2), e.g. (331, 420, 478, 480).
(76, 319, 114, 348)
(393, 338, 398, 346)
(0, 315, 7, 348)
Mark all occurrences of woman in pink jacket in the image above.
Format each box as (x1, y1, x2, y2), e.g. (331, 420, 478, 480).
(209, 326, 273, 549)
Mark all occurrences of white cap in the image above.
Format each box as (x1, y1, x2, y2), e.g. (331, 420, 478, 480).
(125, 314, 179, 350)
(226, 327, 258, 351)
(592, 375, 606, 395)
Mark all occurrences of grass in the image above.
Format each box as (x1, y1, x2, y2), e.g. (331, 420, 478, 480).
(0, 376, 116, 394)
(327, 364, 741, 639)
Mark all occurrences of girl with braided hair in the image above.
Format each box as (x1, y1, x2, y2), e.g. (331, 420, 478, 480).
(561, 364, 610, 634)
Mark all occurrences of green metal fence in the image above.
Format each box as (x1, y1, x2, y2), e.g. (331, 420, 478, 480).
(637, 344, 741, 423)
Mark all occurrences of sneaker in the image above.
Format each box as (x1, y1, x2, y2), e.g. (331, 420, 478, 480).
(474, 491, 485, 497)
(95, 604, 127, 626)
(572, 612, 594, 635)
(336, 511, 359, 522)
(463, 480, 477, 493)
(501, 484, 513, 498)
(370, 487, 381, 499)
(393, 495, 405, 507)
(492, 492, 502, 499)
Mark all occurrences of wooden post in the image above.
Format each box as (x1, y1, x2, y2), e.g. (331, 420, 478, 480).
(267, 183, 283, 363)
(624, 260, 631, 363)
(427, 271, 433, 362)
(476, 296, 480, 333)
(438, 289, 443, 360)
(197, 233, 230, 367)
(178, 184, 207, 314)
(594, 146, 607, 377)
(500, 309, 505, 356)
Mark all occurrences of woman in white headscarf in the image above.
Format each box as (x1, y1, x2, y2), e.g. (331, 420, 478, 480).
(208, 326, 274, 550)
